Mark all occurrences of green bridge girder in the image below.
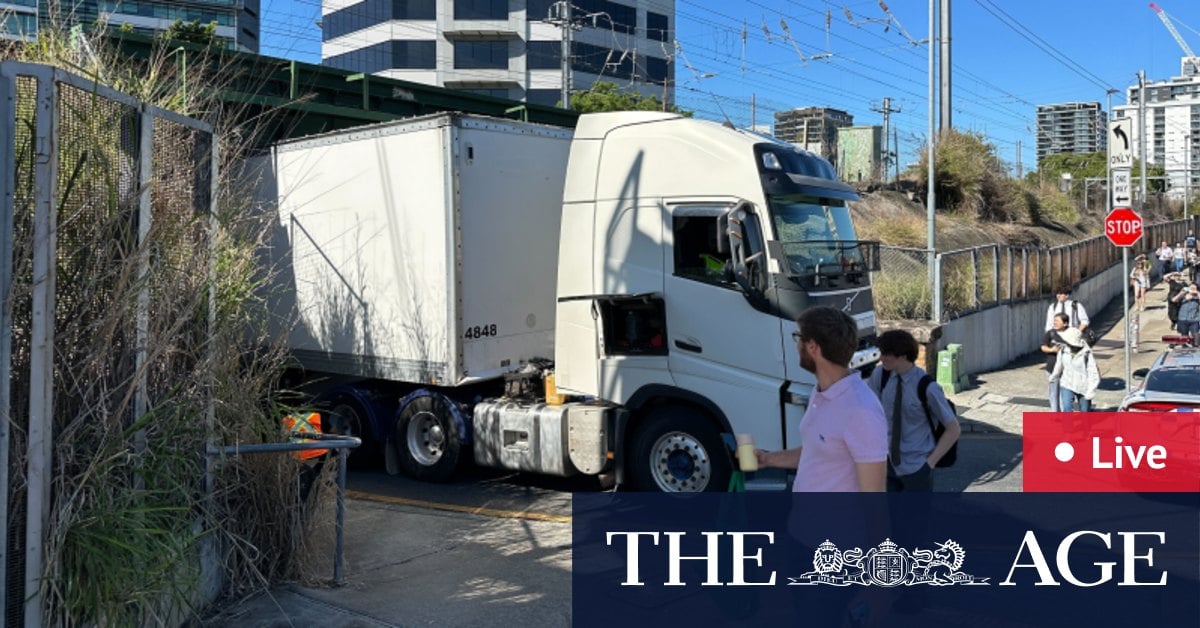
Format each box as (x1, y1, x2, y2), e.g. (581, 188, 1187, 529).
(110, 33, 578, 147)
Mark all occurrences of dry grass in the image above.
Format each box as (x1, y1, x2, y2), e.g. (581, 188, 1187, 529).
(2, 22, 318, 625)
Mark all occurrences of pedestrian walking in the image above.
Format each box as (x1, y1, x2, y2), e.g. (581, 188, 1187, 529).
(1045, 286, 1091, 344)
(867, 330, 961, 492)
(755, 307, 887, 492)
(1174, 242, 1187, 273)
(1051, 328, 1100, 412)
(1171, 282, 1200, 346)
(1167, 272, 1187, 331)
(1130, 255, 1150, 311)
(1157, 241, 1175, 276)
(1040, 313, 1070, 411)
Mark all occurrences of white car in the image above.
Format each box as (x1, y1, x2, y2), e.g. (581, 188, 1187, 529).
(1119, 346, 1200, 411)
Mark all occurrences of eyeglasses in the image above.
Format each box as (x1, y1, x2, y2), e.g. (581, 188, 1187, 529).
(792, 331, 804, 343)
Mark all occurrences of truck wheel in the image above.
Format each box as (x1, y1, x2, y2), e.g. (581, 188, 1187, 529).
(395, 395, 462, 482)
(324, 396, 375, 469)
(628, 407, 732, 492)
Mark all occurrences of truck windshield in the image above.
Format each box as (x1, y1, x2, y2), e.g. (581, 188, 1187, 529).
(768, 194, 865, 278)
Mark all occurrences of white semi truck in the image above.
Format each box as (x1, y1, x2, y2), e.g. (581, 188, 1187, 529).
(253, 111, 880, 492)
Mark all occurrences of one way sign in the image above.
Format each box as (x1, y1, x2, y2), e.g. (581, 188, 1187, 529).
(1113, 170, 1132, 205)
(1109, 119, 1133, 168)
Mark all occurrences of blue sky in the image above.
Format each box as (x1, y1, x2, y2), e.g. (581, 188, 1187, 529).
(257, 1, 1200, 172)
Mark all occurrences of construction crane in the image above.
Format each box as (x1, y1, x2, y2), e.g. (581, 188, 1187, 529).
(1150, 3, 1200, 74)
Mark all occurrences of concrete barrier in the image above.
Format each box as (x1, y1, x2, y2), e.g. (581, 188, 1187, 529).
(939, 263, 1126, 376)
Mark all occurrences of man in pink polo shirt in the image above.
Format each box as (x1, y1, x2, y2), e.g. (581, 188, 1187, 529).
(756, 306, 887, 492)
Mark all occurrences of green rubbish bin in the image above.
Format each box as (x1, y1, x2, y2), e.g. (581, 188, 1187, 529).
(937, 344, 963, 394)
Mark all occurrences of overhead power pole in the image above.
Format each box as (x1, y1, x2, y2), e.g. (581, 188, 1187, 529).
(1186, 133, 1192, 219)
(894, 126, 900, 185)
(1016, 140, 1022, 178)
(1139, 71, 1147, 211)
(560, 1, 572, 109)
(872, 97, 901, 183)
(548, 1, 579, 109)
(940, 0, 951, 130)
(928, 0, 940, 322)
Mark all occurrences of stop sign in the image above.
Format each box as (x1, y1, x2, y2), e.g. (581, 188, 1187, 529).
(1105, 207, 1143, 247)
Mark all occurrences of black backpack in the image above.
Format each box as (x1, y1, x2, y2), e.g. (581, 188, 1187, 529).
(879, 369, 958, 468)
(1070, 301, 1097, 345)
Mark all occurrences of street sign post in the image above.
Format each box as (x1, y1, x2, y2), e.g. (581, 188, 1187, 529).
(1105, 206, 1143, 247)
(1105, 205, 1143, 395)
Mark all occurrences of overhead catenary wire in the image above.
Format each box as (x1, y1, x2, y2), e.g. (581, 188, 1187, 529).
(971, 0, 1116, 93)
(256, 0, 1180, 174)
(697, 0, 1035, 130)
(679, 1, 1032, 137)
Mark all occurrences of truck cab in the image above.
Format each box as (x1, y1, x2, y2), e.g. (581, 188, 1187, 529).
(553, 112, 880, 491)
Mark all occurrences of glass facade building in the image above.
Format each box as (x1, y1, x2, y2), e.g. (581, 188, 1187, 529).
(1, 0, 39, 41)
(321, 0, 675, 107)
(1, 1, 260, 51)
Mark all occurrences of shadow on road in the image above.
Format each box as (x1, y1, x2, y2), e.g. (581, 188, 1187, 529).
(938, 430, 1022, 493)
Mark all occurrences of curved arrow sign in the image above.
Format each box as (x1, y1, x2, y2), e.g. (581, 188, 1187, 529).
(1109, 119, 1133, 168)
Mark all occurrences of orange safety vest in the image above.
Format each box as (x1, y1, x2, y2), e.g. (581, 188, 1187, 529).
(283, 412, 328, 460)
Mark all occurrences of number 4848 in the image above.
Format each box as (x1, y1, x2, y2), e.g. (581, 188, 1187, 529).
(465, 324, 497, 339)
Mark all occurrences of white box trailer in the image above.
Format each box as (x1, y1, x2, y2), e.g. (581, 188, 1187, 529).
(255, 114, 572, 386)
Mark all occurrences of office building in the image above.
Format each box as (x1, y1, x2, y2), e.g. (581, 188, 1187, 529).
(15, 1, 260, 52)
(1, 0, 38, 41)
(1113, 57, 1200, 200)
(320, 0, 675, 107)
(836, 125, 882, 184)
(773, 107, 852, 163)
(1035, 102, 1106, 162)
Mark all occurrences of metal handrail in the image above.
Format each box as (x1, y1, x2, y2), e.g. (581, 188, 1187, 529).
(206, 433, 361, 583)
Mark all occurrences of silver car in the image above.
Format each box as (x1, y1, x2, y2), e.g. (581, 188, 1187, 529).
(1119, 346, 1200, 411)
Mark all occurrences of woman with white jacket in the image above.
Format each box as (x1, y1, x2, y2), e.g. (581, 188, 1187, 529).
(1051, 327, 1101, 412)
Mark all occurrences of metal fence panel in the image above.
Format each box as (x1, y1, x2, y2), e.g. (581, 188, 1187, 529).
(876, 216, 1198, 322)
(0, 62, 213, 626)
(871, 246, 932, 320)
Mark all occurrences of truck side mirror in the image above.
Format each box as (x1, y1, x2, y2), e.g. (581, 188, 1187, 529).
(727, 207, 769, 305)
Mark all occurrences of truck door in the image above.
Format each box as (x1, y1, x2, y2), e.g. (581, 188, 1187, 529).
(663, 203, 788, 452)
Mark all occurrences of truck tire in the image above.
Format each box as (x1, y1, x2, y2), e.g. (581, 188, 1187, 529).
(395, 395, 463, 482)
(628, 406, 732, 492)
(323, 396, 375, 469)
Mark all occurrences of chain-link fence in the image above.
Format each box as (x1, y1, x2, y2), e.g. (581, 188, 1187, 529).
(0, 62, 214, 626)
(873, 217, 1199, 321)
(873, 246, 933, 320)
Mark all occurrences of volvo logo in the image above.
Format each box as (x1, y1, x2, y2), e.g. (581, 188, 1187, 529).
(843, 291, 861, 313)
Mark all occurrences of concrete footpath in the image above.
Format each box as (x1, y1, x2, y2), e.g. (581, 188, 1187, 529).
(946, 278, 1175, 434)
(202, 281, 1181, 627)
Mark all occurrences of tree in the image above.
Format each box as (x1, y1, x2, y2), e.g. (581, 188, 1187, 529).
(1137, 161, 1168, 193)
(912, 129, 1016, 219)
(1037, 152, 1107, 182)
(568, 81, 690, 115)
(1027, 155, 1166, 193)
(161, 20, 219, 48)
